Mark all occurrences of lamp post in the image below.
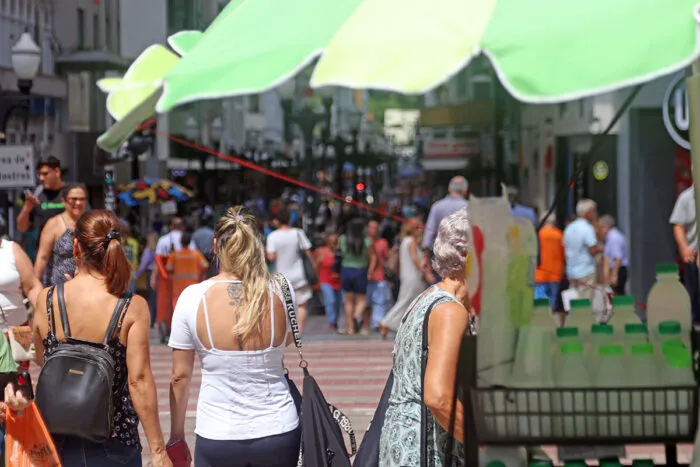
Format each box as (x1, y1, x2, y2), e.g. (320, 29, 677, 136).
(278, 80, 333, 225)
(1, 32, 41, 240)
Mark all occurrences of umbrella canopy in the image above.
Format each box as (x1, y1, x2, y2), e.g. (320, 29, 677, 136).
(97, 0, 700, 152)
(117, 178, 194, 206)
(158, 0, 700, 109)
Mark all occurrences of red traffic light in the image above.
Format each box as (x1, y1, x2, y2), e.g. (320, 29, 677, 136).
(356, 183, 366, 191)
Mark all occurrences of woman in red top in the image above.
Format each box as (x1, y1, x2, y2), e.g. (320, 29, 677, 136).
(314, 233, 343, 331)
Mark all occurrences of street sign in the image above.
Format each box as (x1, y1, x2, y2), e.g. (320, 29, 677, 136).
(662, 74, 690, 150)
(0, 145, 36, 189)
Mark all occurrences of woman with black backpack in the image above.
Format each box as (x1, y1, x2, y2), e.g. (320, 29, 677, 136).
(31, 210, 171, 467)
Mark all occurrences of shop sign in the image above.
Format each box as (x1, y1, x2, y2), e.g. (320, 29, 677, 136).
(0, 145, 35, 189)
(423, 137, 480, 159)
(662, 74, 690, 150)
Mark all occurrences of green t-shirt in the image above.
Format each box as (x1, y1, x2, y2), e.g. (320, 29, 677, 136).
(340, 235, 371, 269)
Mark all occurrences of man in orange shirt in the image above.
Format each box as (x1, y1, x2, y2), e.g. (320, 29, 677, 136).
(535, 214, 565, 309)
(166, 230, 209, 310)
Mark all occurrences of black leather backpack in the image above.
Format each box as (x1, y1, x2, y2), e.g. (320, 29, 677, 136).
(35, 283, 132, 443)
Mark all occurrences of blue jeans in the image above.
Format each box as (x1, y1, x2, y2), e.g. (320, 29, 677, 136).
(367, 281, 389, 328)
(534, 281, 560, 309)
(57, 436, 141, 467)
(320, 283, 343, 326)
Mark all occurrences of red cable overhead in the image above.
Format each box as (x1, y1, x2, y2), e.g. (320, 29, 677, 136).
(136, 120, 419, 226)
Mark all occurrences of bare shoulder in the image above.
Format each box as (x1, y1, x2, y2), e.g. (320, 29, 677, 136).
(430, 300, 469, 327)
(125, 294, 149, 322)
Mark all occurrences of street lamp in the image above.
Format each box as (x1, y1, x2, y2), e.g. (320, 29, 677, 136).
(1, 32, 41, 240)
(12, 32, 41, 95)
(184, 116, 199, 141)
(210, 117, 223, 143)
(1, 32, 41, 142)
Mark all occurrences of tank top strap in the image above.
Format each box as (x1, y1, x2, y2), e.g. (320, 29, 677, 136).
(200, 283, 217, 351)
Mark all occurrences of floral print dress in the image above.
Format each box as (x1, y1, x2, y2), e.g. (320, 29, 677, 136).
(379, 285, 464, 467)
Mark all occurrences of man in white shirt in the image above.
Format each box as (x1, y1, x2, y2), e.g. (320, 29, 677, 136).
(670, 185, 699, 323)
(563, 199, 603, 300)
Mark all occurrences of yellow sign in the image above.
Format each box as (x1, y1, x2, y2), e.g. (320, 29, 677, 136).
(593, 161, 609, 181)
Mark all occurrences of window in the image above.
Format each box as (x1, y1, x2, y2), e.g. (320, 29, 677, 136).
(93, 13, 99, 49)
(248, 94, 260, 113)
(105, 16, 111, 51)
(77, 8, 85, 49)
(34, 8, 40, 43)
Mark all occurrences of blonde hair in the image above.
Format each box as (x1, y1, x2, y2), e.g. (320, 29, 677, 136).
(214, 206, 269, 338)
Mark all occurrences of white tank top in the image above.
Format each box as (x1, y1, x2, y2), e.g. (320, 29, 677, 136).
(0, 240, 28, 327)
(168, 278, 299, 441)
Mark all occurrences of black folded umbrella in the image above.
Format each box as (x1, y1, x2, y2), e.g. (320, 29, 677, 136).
(300, 368, 354, 467)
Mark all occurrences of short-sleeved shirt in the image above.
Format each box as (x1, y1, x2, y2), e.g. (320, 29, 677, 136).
(339, 236, 371, 269)
(33, 188, 64, 241)
(535, 225, 564, 283)
(370, 238, 390, 282)
(563, 218, 598, 279)
(266, 228, 312, 289)
(670, 186, 697, 249)
(421, 196, 468, 251)
(155, 231, 195, 257)
(603, 227, 628, 268)
(123, 237, 140, 272)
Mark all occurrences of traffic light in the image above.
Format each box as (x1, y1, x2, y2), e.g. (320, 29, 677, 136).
(355, 182, 366, 191)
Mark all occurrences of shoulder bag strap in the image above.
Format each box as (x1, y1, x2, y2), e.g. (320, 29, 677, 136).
(102, 293, 133, 346)
(420, 296, 449, 467)
(56, 282, 71, 338)
(271, 272, 304, 360)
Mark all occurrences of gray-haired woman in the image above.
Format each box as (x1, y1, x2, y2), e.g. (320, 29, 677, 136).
(379, 208, 471, 467)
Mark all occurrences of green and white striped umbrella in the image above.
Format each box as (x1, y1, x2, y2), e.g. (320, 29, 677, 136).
(97, 0, 700, 151)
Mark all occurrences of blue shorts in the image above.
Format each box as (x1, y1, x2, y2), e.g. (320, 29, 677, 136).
(341, 267, 368, 294)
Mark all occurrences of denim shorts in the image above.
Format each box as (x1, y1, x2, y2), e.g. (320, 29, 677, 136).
(340, 267, 368, 294)
(56, 436, 141, 467)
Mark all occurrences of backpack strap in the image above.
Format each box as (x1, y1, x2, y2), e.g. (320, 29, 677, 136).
(56, 282, 72, 338)
(46, 285, 57, 336)
(102, 294, 133, 346)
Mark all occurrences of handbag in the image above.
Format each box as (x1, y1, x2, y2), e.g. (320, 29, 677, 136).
(297, 230, 319, 286)
(0, 303, 35, 363)
(273, 273, 356, 467)
(352, 294, 461, 467)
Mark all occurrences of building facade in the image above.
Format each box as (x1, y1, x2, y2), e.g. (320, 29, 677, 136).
(0, 0, 66, 158)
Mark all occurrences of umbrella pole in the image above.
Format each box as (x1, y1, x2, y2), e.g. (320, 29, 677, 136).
(686, 62, 700, 467)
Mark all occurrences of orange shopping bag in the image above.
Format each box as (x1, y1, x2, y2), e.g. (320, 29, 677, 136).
(5, 403, 61, 467)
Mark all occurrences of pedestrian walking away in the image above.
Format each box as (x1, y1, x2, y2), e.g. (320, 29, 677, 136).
(31, 210, 171, 467)
(421, 176, 469, 284)
(168, 206, 300, 467)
